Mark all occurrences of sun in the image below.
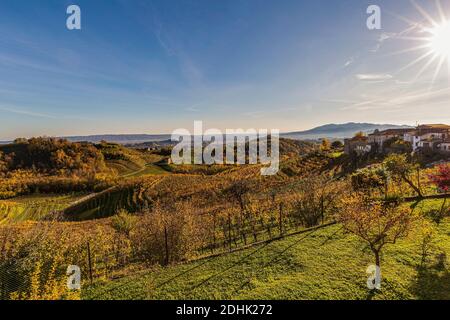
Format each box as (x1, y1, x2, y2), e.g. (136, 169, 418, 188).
(428, 20, 450, 58)
(390, 1, 450, 86)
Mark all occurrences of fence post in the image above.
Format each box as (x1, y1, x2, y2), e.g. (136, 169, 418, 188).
(228, 213, 232, 252)
(211, 215, 216, 254)
(164, 226, 169, 266)
(279, 203, 283, 235)
(321, 195, 324, 225)
(87, 241, 93, 285)
(417, 168, 421, 194)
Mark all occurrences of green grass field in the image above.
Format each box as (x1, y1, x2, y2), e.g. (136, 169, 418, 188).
(83, 217, 450, 300)
(0, 193, 85, 224)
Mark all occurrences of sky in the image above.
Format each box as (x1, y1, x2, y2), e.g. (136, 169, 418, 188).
(1, 0, 450, 140)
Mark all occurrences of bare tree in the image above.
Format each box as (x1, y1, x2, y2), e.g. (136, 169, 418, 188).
(336, 194, 414, 268)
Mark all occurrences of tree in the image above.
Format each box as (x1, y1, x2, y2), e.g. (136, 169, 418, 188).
(354, 131, 365, 139)
(383, 154, 423, 198)
(111, 209, 136, 238)
(320, 138, 331, 151)
(0, 151, 14, 176)
(224, 180, 252, 244)
(132, 201, 203, 265)
(0, 151, 7, 174)
(337, 194, 414, 269)
(428, 164, 450, 223)
(351, 167, 387, 193)
(224, 180, 251, 212)
(383, 137, 412, 154)
(429, 164, 450, 192)
(13, 138, 28, 144)
(331, 140, 344, 149)
(294, 175, 347, 227)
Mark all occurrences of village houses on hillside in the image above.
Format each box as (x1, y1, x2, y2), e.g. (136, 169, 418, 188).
(344, 124, 450, 155)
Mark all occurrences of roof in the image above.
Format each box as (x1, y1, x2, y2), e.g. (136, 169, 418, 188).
(418, 124, 450, 130)
(420, 138, 443, 143)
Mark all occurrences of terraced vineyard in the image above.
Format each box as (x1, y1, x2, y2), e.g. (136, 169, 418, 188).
(63, 176, 164, 220)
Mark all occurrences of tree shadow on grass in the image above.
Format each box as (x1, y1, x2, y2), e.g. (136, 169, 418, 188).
(365, 278, 409, 300)
(411, 253, 450, 300)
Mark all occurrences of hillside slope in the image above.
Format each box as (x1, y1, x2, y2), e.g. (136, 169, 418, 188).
(84, 219, 450, 300)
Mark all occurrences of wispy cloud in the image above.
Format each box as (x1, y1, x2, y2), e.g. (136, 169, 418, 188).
(369, 23, 420, 53)
(370, 32, 396, 53)
(0, 104, 91, 121)
(340, 87, 450, 111)
(148, 11, 204, 87)
(0, 105, 56, 119)
(185, 106, 200, 112)
(343, 58, 355, 68)
(356, 73, 394, 81)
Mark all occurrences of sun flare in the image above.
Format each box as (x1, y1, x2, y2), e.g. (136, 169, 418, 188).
(428, 21, 450, 58)
(392, 1, 450, 87)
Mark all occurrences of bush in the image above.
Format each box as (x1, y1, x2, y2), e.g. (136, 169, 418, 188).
(111, 210, 136, 237)
(351, 166, 387, 193)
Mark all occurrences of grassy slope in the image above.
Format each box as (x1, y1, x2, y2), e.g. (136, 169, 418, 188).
(83, 218, 450, 300)
(0, 194, 85, 224)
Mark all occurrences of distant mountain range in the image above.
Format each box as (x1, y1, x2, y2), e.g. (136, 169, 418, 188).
(0, 123, 413, 145)
(282, 123, 413, 140)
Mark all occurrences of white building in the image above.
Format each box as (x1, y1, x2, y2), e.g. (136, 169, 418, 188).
(368, 129, 414, 152)
(404, 124, 450, 152)
(437, 140, 450, 153)
(403, 132, 421, 151)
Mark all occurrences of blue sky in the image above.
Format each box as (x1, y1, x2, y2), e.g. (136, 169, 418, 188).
(1, 0, 450, 139)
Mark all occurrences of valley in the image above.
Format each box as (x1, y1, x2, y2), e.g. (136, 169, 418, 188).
(0, 134, 449, 300)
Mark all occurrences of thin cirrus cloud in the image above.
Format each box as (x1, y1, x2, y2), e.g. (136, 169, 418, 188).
(340, 87, 450, 111)
(0, 105, 56, 119)
(355, 74, 394, 81)
(0, 104, 90, 121)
